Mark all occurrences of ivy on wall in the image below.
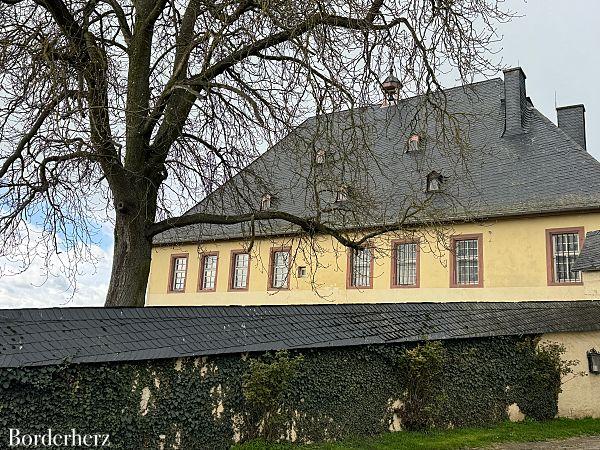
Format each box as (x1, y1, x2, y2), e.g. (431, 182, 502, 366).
(0, 336, 569, 449)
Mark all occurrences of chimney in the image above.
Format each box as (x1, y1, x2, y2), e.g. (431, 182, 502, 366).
(557, 104, 587, 150)
(503, 67, 528, 136)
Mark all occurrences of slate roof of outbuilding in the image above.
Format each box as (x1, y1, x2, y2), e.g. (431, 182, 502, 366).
(154, 77, 600, 245)
(1, 301, 600, 368)
(574, 231, 600, 271)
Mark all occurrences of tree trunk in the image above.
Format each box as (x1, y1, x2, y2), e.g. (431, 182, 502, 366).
(104, 209, 153, 307)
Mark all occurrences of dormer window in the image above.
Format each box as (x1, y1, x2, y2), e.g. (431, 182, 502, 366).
(316, 148, 326, 164)
(426, 171, 443, 193)
(335, 185, 348, 202)
(261, 193, 271, 210)
(407, 134, 421, 153)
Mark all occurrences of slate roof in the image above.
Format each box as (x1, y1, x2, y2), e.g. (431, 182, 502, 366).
(1, 301, 600, 368)
(574, 230, 600, 271)
(155, 76, 600, 245)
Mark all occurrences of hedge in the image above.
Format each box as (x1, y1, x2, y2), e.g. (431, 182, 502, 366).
(0, 335, 567, 449)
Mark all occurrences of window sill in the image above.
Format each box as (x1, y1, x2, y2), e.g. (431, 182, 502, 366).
(547, 282, 584, 287)
(450, 283, 484, 289)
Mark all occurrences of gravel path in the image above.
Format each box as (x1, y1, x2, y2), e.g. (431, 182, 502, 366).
(481, 436, 600, 449)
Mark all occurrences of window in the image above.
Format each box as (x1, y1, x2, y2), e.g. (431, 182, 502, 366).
(348, 247, 373, 288)
(546, 227, 583, 285)
(269, 248, 290, 289)
(316, 149, 326, 164)
(261, 194, 271, 210)
(230, 251, 250, 290)
(335, 185, 348, 202)
(392, 241, 419, 287)
(199, 253, 218, 291)
(426, 171, 442, 192)
(451, 235, 483, 287)
(297, 266, 307, 278)
(169, 254, 188, 292)
(407, 134, 420, 152)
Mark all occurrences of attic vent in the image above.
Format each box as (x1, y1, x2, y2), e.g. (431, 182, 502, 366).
(426, 171, 443, 193)
(407, 134, 420, 152)
(261, 194, 271, 210)
(316, 148, 326, 164)
(335, 185, 348, 202)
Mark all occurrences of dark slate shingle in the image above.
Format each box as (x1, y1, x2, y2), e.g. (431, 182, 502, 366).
(574, 230, 600, 271)
(1, 301, 600, 368)
(153, 78, 600, 246)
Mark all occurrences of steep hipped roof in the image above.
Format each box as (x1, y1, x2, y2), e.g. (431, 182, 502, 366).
(574, 230, 600, 271)
(155, 76, 600, 245)
(1, 301, 600, 368)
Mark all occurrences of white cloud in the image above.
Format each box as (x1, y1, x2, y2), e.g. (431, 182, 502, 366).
(0, 228, 112, 309)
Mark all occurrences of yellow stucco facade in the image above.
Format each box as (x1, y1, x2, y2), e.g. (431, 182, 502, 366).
(543, 330, 600, 418)
(147, 211, 600, 306)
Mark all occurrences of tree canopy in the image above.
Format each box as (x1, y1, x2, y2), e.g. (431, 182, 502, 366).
(0, 0, 511, 306)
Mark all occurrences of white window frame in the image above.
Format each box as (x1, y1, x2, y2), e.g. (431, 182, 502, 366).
(261, 194, 271, 210)
(394, 242, 418, 286)
(426, 173, 442, 192)
(170, 255, 188, 292)
(349, 247, 372, 288)
(316, 148, 326, 164)
(270, 249, 290, 289)
(335, 185, 348, 202)
(200, 254, 218, 291)
(407, 134, 420, 153)
(231, 252, 250, 289)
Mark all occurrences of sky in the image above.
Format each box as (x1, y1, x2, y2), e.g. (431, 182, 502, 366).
(500, 0, 600, 160)
(0, 0, 598, 309)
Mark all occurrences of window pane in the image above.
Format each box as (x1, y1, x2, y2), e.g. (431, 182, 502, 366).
(396, 243, 417, 286)
(455, 239, 479, 285)
(351, 248, 371, 287)
(272, 251, 290, 288)
(202, 255, 218, 290)
(171, 257, 187, 291)
(233, 253, 249, 289)
(553, 233, 581, 283)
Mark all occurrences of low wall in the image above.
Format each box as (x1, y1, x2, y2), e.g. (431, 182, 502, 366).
(0, 336, 565, 449)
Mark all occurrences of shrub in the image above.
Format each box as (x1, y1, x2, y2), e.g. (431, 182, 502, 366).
(397, 341, 447, 430)
(242, 351, 304, 441)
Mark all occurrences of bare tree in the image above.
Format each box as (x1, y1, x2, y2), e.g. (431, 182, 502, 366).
(0, 0, 512, 307)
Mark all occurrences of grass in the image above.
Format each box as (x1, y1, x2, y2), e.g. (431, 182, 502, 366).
(233, 418, 600, 450)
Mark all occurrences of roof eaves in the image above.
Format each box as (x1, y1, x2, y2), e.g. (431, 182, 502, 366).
(152, 205, 600, 247)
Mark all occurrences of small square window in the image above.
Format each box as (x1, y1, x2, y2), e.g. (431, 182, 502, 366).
(426, 171, 442, 192)
(335, 185, 348, 202)
(297, 266, 307, 278)
(261, 194, 271, 210)
(407, 134, 420, 152)
(316, 149, 326, 164)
